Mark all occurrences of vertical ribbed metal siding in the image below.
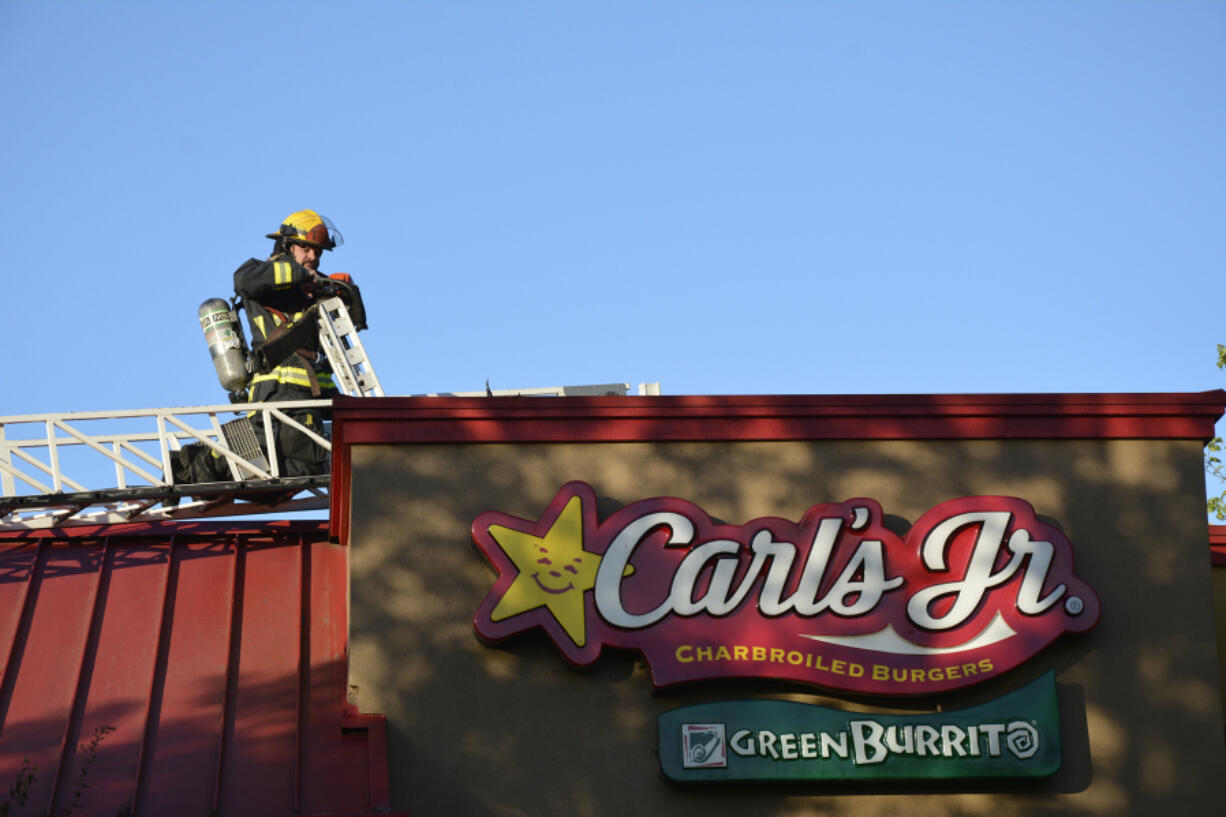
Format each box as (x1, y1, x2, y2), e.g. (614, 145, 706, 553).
(0, 522, 395, 817)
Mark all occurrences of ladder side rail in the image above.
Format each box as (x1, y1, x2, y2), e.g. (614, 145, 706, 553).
(0, 429, 175, 459)
(3, 428, 212, 449)
(9, 503, 140, 531)
(117, 497, 160, 521)
(340, 330, 383, 397)
(1, 491, 331, 532)
(0, 406, 240, 424)
(20, 508, 77, 529)
(0, 399, 333, 425)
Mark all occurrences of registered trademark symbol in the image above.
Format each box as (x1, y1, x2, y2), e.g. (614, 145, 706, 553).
(1065, 596, 1084, 615)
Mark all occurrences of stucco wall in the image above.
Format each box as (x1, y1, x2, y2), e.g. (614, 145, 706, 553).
(346, 437, 1224, 816)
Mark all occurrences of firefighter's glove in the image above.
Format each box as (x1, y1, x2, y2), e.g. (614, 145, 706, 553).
(323, 275, 367, 331)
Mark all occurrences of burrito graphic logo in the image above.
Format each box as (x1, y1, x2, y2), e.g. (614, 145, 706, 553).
(472, 482, 1100, 695)
(681, 724, 727, 769)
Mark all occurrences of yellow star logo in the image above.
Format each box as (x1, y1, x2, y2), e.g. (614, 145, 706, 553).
(487, 494, 631, 647)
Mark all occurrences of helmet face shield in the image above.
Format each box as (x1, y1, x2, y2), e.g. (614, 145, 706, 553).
(311, 214, 343, 249)
(268, 209, 344, 250)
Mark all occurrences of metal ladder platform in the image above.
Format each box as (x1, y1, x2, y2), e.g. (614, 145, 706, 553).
(0, 400, 334, 531)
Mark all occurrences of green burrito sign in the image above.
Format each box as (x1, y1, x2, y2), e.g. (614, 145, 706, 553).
(659, 672, 1061, 782)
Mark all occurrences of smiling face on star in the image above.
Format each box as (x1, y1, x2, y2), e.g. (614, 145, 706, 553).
(532, 545, 586, 595)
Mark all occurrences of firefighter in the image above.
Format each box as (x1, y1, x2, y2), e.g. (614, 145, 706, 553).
(170, 210, 363, 493)
(230, 209, 362, 477)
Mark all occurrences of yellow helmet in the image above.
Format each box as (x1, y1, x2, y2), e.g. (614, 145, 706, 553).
(266, 209, 343, 250)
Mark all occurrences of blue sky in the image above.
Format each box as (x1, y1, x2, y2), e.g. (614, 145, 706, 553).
(3, 3, 1224, 420)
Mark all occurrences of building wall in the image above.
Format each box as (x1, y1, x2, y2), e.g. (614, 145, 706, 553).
(344, 435, 1225, 816)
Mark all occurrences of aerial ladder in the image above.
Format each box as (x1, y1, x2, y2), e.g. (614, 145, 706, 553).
(0, 289, 659, 531)
(0, 292, 381, 530)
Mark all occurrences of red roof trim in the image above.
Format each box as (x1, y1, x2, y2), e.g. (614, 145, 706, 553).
(329, 391, 1226, 543)
(1210, 525, 1226, 566)
(332, 391, 1226, 443)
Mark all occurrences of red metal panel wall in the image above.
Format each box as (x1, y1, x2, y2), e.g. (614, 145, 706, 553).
(0, 521, 400, 817)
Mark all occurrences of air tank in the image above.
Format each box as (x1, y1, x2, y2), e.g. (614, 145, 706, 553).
(198, 298, 251, 393)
